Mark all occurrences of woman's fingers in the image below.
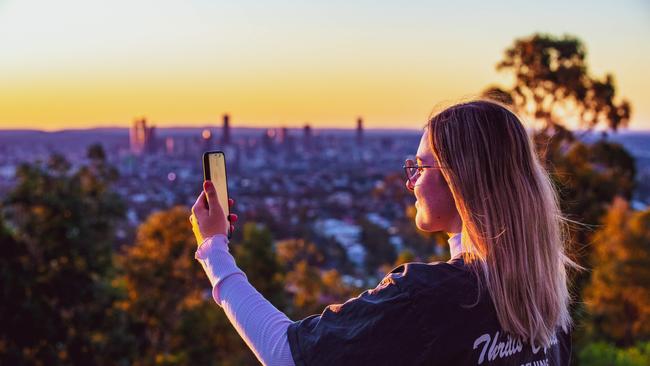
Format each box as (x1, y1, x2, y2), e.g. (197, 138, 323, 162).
(203, 181, 222, 215)
(193, 183, 237, 236)
(192, 191, 208, 218)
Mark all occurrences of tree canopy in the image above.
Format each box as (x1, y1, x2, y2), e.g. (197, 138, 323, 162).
(486, 33, 631, 133)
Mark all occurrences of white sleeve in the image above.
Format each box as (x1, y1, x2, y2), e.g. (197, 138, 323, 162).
(195, 235, 296, 366)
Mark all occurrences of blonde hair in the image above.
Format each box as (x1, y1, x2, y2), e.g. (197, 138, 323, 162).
(427, 98, 581, 348)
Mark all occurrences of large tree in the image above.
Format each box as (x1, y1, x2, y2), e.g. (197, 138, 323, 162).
(485, 33, 631, 133)
(584, 198, 650, 346)
(0, 146, 130, 365)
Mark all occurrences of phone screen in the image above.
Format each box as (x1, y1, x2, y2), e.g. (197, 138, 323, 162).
(203, 151, 230, 236)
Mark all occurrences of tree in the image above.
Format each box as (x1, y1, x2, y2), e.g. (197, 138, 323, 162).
(0, 147, 130, 365)
(118, 206, 257, 365)
(0, 216, 39, 364)
(359, 219, 396, 275)
(484, 34, 634, 185)
(276, 238, 324, 269)
(276, 239, 357, 319)
(583, 198, 650, 346)
(553, 140, 636, 227)
(394, 250, 415, 267)
(578, 341, 650, 366)
(488, 33, 630, 133)
(283, 260, 324, 317)
(231, 223, 287, 309)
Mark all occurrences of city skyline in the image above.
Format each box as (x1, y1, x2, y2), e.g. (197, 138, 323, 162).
(1, 0, 649, 130)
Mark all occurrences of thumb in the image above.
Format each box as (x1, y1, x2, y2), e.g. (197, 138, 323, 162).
(203, 181, 222, 215)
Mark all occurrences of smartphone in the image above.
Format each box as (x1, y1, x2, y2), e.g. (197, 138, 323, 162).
(202, 151, 231, 238)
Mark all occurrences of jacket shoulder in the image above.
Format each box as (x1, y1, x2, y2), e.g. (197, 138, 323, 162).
(385, 260, 478, 297)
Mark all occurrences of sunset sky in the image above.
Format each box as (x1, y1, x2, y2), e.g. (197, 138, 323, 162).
(1, 0, 648, 130)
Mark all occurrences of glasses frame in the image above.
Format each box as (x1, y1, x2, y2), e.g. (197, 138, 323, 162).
(402, 162, 446, 188)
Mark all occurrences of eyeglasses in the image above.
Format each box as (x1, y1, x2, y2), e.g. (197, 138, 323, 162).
(403, 159, 445, 189)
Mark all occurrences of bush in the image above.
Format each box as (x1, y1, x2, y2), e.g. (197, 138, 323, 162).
(578, 341, 650, 366)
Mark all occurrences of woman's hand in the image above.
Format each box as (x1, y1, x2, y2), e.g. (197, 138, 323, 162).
(190, 181, 238, 245)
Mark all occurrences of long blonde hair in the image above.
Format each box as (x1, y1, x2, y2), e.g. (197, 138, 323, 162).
(428, 99, 580, 348)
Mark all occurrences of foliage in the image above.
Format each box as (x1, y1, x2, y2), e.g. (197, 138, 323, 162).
(583, 198, 650, 346)
(0, 145, 129, 365)
(359, 218, 396, 275)
(118, 206, 257, 365)
(579, 341, 650, 366)
(276, 238, 324, 268)
(232, 223, 287, 309)
(276, 239, 357, 319)
(552, 140, 636, 227)
(394, 250, 415, 267)
(488, 33, 630, 132)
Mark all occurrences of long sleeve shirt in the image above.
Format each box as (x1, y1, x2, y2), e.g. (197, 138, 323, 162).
(195, 234, 296, 365)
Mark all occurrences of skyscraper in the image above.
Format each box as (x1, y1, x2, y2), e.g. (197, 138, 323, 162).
(262, 129, 276, 152)
(222, 114, 231, 145)
(356, 116, 363, 145)
(130, 117, 157, 155)
(279, 127, 288, 144)
(165, 137, 174, 155)
(303, 123, 312, 149)
(278, 126, 295, 152)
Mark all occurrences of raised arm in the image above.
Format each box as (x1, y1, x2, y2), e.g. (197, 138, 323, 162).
(190, 181, 295, 366)
(195, 235, 295, 366)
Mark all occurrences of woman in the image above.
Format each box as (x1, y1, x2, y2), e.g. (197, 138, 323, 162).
(190, 99, 578, 365)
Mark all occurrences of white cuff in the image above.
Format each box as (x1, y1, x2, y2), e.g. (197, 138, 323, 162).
(195, 234, 247, 304)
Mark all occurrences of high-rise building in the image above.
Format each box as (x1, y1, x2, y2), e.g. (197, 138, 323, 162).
(262, 129, 276, 151)
(130, 117, 157, 155)
(278, 127, 288, 143)
(278, 126, 295, 152)
(303, 123, 312, 149)
(165, 137, 174, 155)
(222, 114, 231, 145)
(356, 116, 364, 145)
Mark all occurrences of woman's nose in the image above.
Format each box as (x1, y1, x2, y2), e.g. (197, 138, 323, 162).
(406, 178, 415, 192)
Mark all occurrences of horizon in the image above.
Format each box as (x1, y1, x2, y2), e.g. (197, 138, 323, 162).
(4, 125, 650, 135)
(0, 125, 423, 134)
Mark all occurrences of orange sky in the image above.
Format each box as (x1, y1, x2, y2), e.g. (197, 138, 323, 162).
(1, 0, 648, 131)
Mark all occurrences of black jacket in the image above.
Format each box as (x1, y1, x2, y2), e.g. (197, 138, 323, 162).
(287, 256, 571, 365)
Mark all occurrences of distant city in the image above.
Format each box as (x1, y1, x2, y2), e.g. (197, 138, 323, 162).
(0, 116, 429, 283)
(2, 116, 650, 284)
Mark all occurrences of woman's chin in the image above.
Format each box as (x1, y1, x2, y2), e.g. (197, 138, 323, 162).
(415, 215, 434, 232)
